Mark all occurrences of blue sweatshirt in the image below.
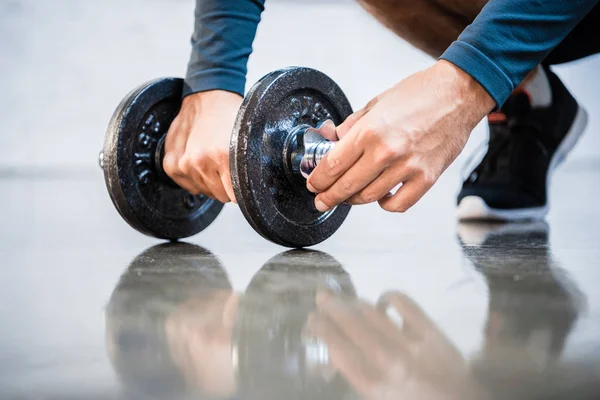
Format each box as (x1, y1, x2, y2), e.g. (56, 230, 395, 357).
(184, 0, 599, 107)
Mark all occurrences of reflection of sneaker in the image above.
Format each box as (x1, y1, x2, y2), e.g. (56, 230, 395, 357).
(457, 67, 588, 221)
(457, 220, 549, 247)
(458, 220, 584, 381)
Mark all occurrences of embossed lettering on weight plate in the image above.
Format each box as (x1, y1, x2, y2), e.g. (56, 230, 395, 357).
(134, 113, 161, 186)
(290, 95, 332, 126)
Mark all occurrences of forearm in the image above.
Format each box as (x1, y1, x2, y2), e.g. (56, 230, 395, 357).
(184, 0, 265, 98)
(441, 0, 600, 107)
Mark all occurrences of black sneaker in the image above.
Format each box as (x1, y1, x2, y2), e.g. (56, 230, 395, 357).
(457, 66, 588, 221)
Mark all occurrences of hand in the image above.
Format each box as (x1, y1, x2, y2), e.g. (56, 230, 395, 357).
(306, 60, 495, 213)
(163, 90, 242, 203)
(308, 291, 488, 400)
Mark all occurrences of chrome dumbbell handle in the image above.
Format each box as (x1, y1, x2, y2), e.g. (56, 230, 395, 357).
(298, 126, 336, 179)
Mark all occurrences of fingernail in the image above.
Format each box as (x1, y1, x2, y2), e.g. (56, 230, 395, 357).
(307, 182, 317, 193)
(316, 119, 333, 129)
(315, 199, 330, 212)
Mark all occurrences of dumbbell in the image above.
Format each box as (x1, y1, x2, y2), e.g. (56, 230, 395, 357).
(100, 67, 353, 247)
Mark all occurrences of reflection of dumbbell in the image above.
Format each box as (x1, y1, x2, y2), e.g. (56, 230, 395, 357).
(104, 243, 232, 400)
(101, 68, 353, 247)
(105, 246, 356, 400)
(234, 250, 356, 400)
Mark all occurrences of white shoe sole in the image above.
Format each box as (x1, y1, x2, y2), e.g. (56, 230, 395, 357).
(457, 105, 588, 222)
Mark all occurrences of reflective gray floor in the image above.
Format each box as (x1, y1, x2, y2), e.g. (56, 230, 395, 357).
(2, 0, 600, 399)
(3, 169, 600, 400)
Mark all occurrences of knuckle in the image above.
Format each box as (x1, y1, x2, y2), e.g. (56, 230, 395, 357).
(394, 142, 409, 158)
(423, 170, 439, 187)
(162, 155, 179, 176)
(326, 155, 343, 176)
(422, 176, 434, 188)
(357, 127, 377, 142)
(177, 158, 193, 175)
(191, 152, 210, 170)
(339, 179, 354, 195)
(319, 193, 336, 208)
(307, 176, 325, 192)
(360, 191, 379, 204)
(374, 146, 396, 164)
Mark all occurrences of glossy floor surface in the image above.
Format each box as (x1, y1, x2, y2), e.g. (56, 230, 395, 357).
(2, 0, 600, 399)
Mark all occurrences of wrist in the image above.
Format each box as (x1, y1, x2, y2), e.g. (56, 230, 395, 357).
(183, 90, 243, 109)
(435, 60, 495, 125)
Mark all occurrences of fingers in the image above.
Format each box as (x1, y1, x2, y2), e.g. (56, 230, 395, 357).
(163, 151, 216, 198)
(163, 147, 232, 203)
(202, 171, 230, 203)
(306, 133, 364, 203)
(377, 291, 435, 336)
(315, 293, 381, 351)
(219, 169, 236, 204)
(163, 118, 193, 190)
(344, 163, 407, 205)
(303, 94, 389, 211)
(314, 119, 338, 141)
(357, 302, 407, 347)
(313, 155, 385, 212)
(377, 175, 435, 213)
(314, 292, 408, 372)
(305, 100, 376, 197)
(163, 151, 229, 201)
(317, 292, 408, 353)
(307, 313, 379, 395)
(163, 152, 206, 194)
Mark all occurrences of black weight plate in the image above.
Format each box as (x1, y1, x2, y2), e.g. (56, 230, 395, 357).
(230, 68, 353, 247)
(103, 78, 223, 240)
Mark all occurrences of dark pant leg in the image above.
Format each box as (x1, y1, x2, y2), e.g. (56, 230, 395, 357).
(544, 4, 600, 65)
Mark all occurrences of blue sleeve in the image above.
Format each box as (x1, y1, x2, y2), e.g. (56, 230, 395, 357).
(440, 0, 600, 107)
(183, 0, 266, 97)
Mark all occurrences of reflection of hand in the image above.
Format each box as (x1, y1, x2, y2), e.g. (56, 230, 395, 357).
(164, 291, 238, 396)
(308, 291, 488, 400)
